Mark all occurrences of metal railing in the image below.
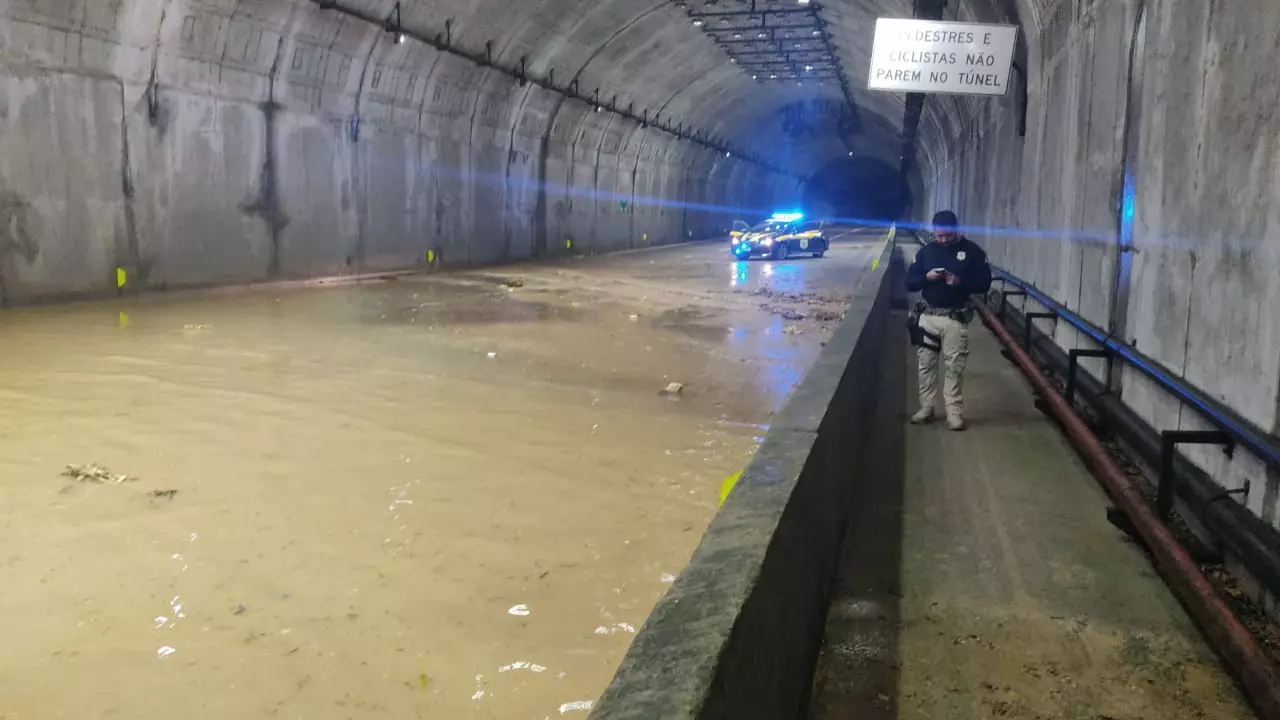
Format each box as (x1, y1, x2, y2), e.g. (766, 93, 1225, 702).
(989, 266, 1280, 479)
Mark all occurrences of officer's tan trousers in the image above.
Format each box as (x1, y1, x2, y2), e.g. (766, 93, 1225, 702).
(917, 313, 970, 420)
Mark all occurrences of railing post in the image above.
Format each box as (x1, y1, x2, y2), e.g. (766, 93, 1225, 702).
(1023, 312, 1057, 352)
(1066, 348, 1113, 408)
(1158, 430, 1234, 521)
(999, 289, 1025, 322)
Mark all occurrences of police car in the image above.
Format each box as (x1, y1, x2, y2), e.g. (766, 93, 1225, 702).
(730, 212, 830, 261)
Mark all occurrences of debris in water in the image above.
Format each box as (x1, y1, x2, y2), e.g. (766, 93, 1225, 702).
(62, 463, 136, 484)
(628, 314, 640, 321)
(502, 278, 525, 288)
(487, 352, 498, 359)
(508, 604, 531, 616)
(660, 382, 684, 396)
(418, 673, 430, 689)
(150, 489, 178, 499)
(498, 661, 547, 673)
(660, 573, 676, 583)
(234, 604, 247, 616)
(559, 700, 594, 713)
(156, 646, 176, 659)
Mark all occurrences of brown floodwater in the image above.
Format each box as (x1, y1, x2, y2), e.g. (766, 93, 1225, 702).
(0, 237, 880, 719)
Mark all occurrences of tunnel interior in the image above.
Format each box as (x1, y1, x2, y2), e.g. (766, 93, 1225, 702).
(6, 0, 1280, 716)
(0, 0, 982, 303)
(801, 155, 911, 223)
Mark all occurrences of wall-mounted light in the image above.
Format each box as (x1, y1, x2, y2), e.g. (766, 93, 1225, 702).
(798, 0, 811, 5)
(693, 18, 705, 27)
(804, 64, 813, 71)
(730, 58, 737, 63)
(757, 31, 768, 38)
(812, 29, 821, 36)
(725, 151, 731, 157)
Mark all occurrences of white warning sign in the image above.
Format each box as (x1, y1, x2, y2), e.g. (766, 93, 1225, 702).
(867, 18, 1018, 96)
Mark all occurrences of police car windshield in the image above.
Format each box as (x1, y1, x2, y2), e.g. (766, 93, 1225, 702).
(750, 220, 793, 233)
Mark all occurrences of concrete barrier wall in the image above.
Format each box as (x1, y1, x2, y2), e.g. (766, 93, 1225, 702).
(590, 235, 900, 720)
(0, 1, 797, 304)
(913, 0, 1280, 534)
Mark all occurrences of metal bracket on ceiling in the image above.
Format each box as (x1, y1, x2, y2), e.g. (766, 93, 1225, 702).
(384, 1, 402, 40)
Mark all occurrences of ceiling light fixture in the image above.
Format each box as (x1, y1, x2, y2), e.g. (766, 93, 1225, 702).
(693, 18, 705, 26)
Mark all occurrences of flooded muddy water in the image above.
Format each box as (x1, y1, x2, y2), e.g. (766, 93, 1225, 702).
(0, 236, 880, 718)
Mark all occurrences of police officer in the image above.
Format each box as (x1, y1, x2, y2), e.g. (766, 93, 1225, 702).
(905, 210, 992, 430)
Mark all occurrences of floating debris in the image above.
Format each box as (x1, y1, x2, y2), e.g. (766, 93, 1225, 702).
(559, 700, 594, 713)
(498, 660, 547, 673)
(156, 646, 176, 659)
(660, 382, 684, 396)
(150, 489, 179, 499)
(62, 463, 136, 484)
(508, 604, 531, 616)
(502, 278, 525, 288)
(593, 623, 636, 636)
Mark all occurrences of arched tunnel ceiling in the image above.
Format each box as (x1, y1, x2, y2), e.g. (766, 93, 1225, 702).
(7, 0, 1040, 180)
(92, 0, 1036, 177)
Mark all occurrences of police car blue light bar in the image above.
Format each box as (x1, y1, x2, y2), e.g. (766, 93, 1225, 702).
(769, 211, 804, 222)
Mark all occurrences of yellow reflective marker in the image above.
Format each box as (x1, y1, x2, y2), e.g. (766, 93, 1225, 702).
(718, 471, 743, 507)
(118, 311, 129, 328)
(565, 238, 573, 249)
(643, 232, 648, 242)
(427, 249, 435, 263)
(116, 267, 127, 288)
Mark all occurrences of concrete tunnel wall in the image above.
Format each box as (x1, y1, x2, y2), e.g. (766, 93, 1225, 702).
(0, 0, 808, 304)
(913, 1, 1280, 554)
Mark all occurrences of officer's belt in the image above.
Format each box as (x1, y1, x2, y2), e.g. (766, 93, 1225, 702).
(921, 306, 975, 323)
